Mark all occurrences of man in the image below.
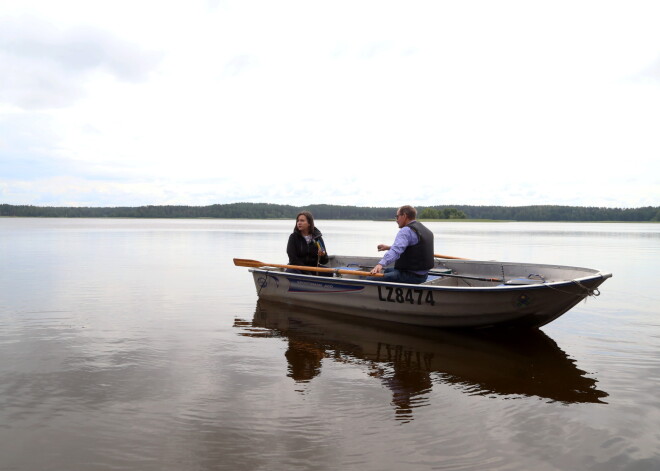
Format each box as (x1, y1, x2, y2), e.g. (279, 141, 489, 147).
(369, 205, 434, 284)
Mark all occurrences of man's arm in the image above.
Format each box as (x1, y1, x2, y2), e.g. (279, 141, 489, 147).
(370, 228, 418, 274)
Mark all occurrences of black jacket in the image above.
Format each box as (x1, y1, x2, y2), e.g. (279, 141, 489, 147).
(287, 227, 329, 267)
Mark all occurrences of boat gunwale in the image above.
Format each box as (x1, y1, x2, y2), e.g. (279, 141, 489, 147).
(248, 267, 612, 293)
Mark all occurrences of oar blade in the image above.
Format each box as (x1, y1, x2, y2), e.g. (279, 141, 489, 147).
(233, 258, 266, 268)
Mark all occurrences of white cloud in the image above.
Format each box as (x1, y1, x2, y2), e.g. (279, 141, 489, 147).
(0, 16, 162, 109)
(0, 1, 659, 208)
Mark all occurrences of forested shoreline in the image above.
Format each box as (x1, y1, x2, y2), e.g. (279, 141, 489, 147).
(1, 203, 658, 221)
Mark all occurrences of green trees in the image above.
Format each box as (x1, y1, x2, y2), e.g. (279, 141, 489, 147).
(419, 207, 467, 219)
(652, 209, 660, 222)
(1, 203, 658, 221)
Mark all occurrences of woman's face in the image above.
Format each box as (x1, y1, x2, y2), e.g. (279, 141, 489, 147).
(296, 215, 311, 234)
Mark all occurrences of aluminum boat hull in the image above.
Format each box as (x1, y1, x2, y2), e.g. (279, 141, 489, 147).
(247, 255, 612, 329)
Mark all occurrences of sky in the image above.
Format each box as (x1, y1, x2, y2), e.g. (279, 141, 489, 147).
(1, 1, 659, 209)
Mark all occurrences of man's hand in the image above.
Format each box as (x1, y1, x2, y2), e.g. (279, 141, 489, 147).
(377, 244, 390, 252)
(370, 264, 383, 275)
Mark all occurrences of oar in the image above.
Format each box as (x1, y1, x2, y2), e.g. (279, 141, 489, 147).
(428, 270, 502, 282)
(234, 258, 500, 282)
(434, 253, 469, 260)
(233, 258, 383, 277)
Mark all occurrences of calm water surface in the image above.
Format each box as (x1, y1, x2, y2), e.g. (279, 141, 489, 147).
(1, 218, 659, 470)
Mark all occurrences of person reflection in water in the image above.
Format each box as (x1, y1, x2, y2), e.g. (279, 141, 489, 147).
(285, 338, 324, 382)
(374, 345, 434, 421)
(282, 334, 433, 420)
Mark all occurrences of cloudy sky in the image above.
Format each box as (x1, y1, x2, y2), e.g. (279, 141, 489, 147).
(1, 1, 659, 209)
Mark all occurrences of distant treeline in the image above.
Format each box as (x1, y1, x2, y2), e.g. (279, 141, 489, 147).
(2, 203, 659, 221)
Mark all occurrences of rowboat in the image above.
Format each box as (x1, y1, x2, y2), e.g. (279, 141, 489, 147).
(234, 255, 612, 329)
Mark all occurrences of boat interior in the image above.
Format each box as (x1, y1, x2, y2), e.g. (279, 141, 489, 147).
(322, 255, 504, 287)
(321, 255, 598, 287)
(252, 254, 605, 288)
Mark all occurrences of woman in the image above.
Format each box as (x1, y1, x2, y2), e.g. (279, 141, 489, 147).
(286, 211, 330, 276)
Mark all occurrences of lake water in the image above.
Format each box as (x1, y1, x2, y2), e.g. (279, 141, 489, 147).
(1, 218, 659, 471)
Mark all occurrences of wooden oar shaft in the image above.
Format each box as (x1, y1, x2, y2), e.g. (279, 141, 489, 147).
(233, 258, 382, 277)
(434, 253, 469, 260)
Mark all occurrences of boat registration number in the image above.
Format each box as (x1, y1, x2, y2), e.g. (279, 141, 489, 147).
(377, 286, 435, 306)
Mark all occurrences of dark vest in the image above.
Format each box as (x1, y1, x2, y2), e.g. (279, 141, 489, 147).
(394, 221, 434, 272)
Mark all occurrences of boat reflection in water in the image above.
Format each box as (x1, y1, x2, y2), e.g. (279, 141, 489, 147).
(235, 300, 608, 420)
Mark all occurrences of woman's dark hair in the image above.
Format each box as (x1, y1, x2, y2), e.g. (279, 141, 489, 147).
(294, 211, 315, 234)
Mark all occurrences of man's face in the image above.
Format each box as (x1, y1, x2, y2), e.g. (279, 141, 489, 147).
(395, 211, 408, 228)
